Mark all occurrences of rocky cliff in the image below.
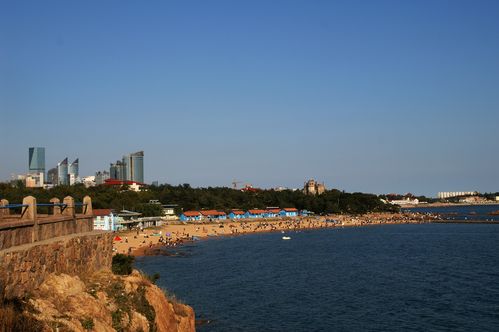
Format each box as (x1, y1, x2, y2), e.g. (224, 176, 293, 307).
(0, 230, 196, 332)
(1, 270, 195, 332)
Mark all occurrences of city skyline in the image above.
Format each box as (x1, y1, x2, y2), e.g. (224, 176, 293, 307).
(1, 1, 499, 196)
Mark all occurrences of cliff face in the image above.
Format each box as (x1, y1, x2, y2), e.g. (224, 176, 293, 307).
(23, 270, 195, 332)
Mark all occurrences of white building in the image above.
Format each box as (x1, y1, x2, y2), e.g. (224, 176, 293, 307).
(437, 191, 478, 199)
(82, 176, 96, 188)
(24, 172, 44, 188)
(93, 209, 118, 231)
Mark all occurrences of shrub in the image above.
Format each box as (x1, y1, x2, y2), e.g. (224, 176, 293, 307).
(81, 317, 94, 330)
(112, 254, 134, 275)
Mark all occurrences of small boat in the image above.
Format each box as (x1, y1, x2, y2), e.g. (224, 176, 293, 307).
(282, 236, 291, 240)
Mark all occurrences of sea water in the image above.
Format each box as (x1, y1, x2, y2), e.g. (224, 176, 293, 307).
(135, 224, 499, 331)
(404, 204, 499, 222)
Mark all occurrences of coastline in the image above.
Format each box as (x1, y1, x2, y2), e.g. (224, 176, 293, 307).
(112, 212, 439, 257)
(401, 202, 499, 208)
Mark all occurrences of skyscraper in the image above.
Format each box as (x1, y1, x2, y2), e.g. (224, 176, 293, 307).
(69, 158, 79, 178)
(110, 160, 125, 181)
(68, 158, 79, 185)
(47, 167, 58, 185)
(28, 147, 45, 176)
(122, 151, 144, 183)
(57, 158, 69, 185)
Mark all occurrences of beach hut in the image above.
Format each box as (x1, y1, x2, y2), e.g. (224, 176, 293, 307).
(228, 210, 245, 220)
(245, 209, 266, 219)
(280, 208, 299, 217)
(180, 211, 203, 222)
(265, 208, 281, 218)
(300, 210, 313, 217)
(200, 210, 227, 220)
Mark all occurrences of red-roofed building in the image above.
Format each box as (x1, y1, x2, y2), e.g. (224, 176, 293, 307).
(93, 208, 113, 217)
(180, 211, 202, 222)
(93, 209, 116, 230)
(280, 208, 299, 217)
(228, 210, 245, 219)
(265, 208, 281, 217)
(103, 179, 144, 192)
(200, 210, 227, 220)
(245, 209, 266, 218)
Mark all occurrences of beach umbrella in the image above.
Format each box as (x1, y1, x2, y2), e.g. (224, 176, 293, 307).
(114, 236, 122, 241)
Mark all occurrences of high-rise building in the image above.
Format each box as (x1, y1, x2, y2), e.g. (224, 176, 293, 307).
(95, 171, 110, 185)
(110, 160, 125, 181)
(122, 151, 144, 183)
(28, 147, 45, 176)
(57, 158, 69, 185)
(47, 167, 58, 185)
(68, 158, 79, 185)
(69, 158, 79, 177)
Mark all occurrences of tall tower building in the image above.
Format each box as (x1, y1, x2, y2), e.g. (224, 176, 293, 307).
(69, 158, 79, 177)
(47, 167, 58, 185)
(57, 158, 69, 185)
(68, 158, 79, 185)
(122, 151, 144, 183)
(28, 147, 45, 176)
(110, 160, 125, 180)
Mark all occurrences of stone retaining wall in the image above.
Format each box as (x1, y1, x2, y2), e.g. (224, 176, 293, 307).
(0, 231, 113, 300)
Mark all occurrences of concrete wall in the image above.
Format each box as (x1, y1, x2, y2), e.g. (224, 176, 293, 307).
(0, 231, 113, 300)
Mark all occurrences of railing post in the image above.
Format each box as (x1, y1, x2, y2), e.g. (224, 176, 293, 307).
(22, 196, 38, 243)
(83, 196, 93, 215)
(22, 196, 37, 221)
(0, 199, 8, 218)
(50, 197, 61, 215)
(63, 196, 75, 217)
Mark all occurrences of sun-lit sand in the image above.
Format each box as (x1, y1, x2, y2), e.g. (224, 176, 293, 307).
(112, 212, 438, 256)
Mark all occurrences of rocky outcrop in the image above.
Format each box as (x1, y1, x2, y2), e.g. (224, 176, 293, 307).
(23, 270, 195, 332)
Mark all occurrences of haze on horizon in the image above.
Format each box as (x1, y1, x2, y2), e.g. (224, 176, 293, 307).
(1, 0, 498, 197)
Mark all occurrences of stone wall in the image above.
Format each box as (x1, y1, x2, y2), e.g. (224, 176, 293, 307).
(0, 195, 94, 250)
(0, 231, 113, 300)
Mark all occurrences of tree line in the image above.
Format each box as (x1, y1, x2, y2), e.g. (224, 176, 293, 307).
(0, 182, 400, 216)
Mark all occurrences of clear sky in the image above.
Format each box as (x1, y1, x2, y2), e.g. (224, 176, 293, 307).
(1, 0, 498, 196)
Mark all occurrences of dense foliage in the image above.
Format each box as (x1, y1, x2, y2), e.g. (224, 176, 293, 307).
(0, 182, 399, 215)
(111, 254, 135, 275)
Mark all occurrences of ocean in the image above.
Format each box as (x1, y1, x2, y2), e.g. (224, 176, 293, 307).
(135, 222, 499, 331)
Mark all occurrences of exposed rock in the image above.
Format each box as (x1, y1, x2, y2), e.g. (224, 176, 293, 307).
(19, 271, 195, 332)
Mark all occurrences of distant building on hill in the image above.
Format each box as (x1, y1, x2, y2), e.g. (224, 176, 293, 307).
(303, 179, 326, 195)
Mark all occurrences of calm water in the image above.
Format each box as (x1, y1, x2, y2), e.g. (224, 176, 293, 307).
(404, 204, 499, 222)
(136, 224, 499, 331)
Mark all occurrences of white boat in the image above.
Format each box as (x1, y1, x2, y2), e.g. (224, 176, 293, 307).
(282, 236, 291, 240)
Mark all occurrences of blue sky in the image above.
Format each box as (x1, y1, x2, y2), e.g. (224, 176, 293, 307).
(1, 0, 498, 196)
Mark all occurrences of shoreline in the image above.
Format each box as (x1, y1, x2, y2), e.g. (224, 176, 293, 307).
(111, 212, 440, 257)
(401, 202, 499, 208)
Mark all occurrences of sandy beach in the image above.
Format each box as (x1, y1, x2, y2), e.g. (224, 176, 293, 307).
(112, 212, 439, 256)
